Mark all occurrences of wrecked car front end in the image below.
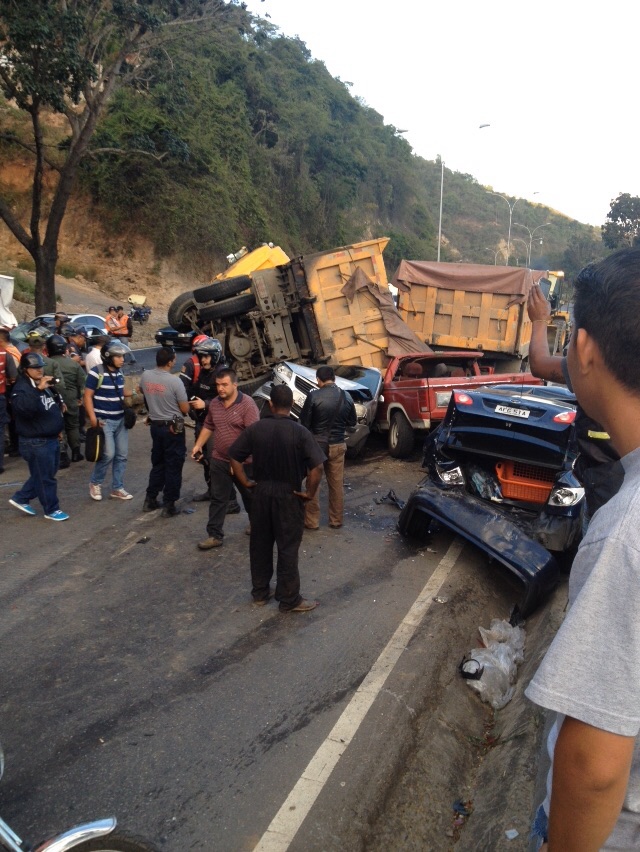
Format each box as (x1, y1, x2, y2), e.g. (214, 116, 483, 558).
(398, 385, 583, 615)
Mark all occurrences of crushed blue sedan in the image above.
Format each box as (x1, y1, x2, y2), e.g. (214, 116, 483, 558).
(397, 384, 584, 616)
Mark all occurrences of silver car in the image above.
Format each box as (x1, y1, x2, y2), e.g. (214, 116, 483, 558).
(253, 361, 383, 457)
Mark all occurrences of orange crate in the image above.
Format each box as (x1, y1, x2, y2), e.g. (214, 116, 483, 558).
(495, 460, 555, 504)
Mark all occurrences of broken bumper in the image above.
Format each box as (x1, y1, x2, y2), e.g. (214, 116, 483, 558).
(398, 480, 563, 616)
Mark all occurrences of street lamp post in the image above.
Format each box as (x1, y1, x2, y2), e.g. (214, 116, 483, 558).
(489, 192, 522, 266)
(513, 222, 552, 267)
(437, 157, 444, 262)
(484, 247, 501, 265)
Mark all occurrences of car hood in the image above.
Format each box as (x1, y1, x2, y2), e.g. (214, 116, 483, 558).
(275, 361, 381, 402)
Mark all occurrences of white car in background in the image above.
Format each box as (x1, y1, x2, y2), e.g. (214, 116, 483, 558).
(253, 361, 383, 457)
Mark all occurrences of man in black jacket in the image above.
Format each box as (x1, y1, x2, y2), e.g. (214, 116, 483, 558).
(299, 365, 356, 530)
(8, 352, 69, 521)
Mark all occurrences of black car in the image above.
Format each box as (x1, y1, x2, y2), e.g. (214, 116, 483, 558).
(154, 326, 199, 350)
(398, 384, 584, 616)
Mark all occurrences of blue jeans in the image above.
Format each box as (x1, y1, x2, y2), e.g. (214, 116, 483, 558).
(91, 417, 128, 490)
(531, 803, 548, 849)
(13, 436, 60, 514)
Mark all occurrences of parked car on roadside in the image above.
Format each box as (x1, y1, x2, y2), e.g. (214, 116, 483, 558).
(253, 361, 383, 457)
(398, 384, 583, 616)
(154, 326, 199, 350)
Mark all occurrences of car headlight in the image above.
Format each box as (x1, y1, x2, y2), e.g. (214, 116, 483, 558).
(276, 364, 293, 382)
(354, 402, 367, 424)
(436, 464, 465, 486)
(548, 486, 584, 507)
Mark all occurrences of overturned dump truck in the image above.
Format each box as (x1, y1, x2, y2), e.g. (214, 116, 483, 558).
(167, 238, 431, 392)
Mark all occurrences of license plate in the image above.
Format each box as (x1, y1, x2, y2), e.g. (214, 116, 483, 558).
(293, 390, 306, 408)
(495, 404, 530, 418)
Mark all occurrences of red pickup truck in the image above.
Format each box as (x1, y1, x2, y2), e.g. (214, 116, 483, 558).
(376, 352, 543, 458)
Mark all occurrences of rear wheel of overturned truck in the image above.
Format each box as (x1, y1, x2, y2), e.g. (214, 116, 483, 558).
(192, 275, 253, 304)
(198, 293, 257, 322)
(388, 412, 415, 459)
(167, 291, 199, 333)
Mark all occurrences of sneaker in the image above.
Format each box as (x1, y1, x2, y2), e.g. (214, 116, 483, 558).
(9, 499, 37, 516)
(110, 488, 133, 500)
(198, 536, 223, 550)
(89, 483, 102, 501)
(280, 598, 318, 613)
(45, 510, 70, 522)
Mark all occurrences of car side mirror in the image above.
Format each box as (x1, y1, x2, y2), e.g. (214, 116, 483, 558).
(378, 394, 385, 403)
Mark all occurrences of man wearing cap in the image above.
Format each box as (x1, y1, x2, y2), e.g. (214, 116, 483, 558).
(53, 311, 70, 334)
(62, 323, 87, 369)
(8, 352, 68, 520)
(105, 307, 119, 335)
(110, 306, 131, 342)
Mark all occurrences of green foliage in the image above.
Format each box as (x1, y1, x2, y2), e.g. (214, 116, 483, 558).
(602, 193, 640, 249)
(12, 270, 35, 303)
(0, 1, 95, 112)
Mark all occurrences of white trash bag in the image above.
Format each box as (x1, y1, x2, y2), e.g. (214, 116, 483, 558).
(460, 619, 526, 710)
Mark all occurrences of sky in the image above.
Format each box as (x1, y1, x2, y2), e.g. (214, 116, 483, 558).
(241, 0, 639, 227)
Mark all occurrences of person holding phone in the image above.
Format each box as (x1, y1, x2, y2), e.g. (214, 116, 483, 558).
(8, 352, 68, 521)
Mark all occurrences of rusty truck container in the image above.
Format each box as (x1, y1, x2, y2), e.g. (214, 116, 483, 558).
(297, 237, 394, 370)
(392, 261, 549, 370)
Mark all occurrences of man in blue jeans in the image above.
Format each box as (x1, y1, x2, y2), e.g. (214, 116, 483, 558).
(8, 352, 69, 521)
(84, 339, 133, 501)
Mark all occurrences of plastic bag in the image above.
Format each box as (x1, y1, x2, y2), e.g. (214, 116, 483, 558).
(461, 619, 527, 710)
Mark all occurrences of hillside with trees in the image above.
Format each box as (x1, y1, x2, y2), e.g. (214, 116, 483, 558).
(0, 1, 603, 312)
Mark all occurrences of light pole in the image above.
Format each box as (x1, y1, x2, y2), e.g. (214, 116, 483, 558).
(488, 192, 522, 265)
(484, 247, 501, 265)
(437, 157, 444, 262)
(511, 238, 530, 266)
(513, 222, 551, 267)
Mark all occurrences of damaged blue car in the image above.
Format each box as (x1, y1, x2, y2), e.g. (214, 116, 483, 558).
(397, 384, 584, 615)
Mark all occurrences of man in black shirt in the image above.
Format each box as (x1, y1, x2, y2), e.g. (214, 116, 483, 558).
(299, 365, 356, 530)
(229, 384, 325, 612)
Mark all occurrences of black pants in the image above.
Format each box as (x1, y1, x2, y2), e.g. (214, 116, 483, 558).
(206, 458, 253, 539)
(250, 481, 304, 608)
(146, 424, 187, 503)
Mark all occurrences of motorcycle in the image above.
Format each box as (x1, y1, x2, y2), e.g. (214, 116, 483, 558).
(128, 306, 151, 324)
(0, 745, 158, 852)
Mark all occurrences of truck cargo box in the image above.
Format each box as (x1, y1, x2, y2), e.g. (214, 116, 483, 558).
(392, 261, 548, 365)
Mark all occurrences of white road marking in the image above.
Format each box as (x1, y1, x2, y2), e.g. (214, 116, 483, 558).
(253, 537, 465, 851)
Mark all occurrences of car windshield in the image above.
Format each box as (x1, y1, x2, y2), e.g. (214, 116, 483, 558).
(334, 366, 380, 395)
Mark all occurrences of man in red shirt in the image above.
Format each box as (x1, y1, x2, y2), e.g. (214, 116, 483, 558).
(191, 368, 259, 549)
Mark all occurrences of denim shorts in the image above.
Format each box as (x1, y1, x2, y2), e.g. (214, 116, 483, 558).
(530, 803, 548, 849)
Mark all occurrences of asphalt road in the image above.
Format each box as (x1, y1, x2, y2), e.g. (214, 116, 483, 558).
(0, 432, 536, 850)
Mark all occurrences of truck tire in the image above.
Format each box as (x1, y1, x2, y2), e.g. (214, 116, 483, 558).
(193, 275, 252, 304)
(388, 412, 415, 458)
(198, 294, 257, 322)
(167, 291, 198, 332)
(238, 371, 273, 396)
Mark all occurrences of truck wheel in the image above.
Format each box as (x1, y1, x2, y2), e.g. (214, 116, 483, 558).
(388, 412, 415, 458)
(167, 291, 198, 332)
(193, 276, 252, 304)
(199, 294, 257, 322)
(237, 372, 273, 396)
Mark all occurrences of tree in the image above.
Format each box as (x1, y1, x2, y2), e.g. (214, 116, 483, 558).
(562, 232, 604, 280)
(602, 193, 640, 250)
(0, 0, 233, 313)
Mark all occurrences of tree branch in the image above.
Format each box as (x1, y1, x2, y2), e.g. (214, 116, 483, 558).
(0, 195, 32, 253)
(87, 147, 168, 161)
(0, 133, 62, 171)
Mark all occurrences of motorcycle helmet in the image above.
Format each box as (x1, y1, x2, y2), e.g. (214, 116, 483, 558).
(194, 337, 223, 365)
(20, 352, 46, 371)
(191, 334, 209, 351)
(47, 334, 68, 356)
(101, 339, 128, 367)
